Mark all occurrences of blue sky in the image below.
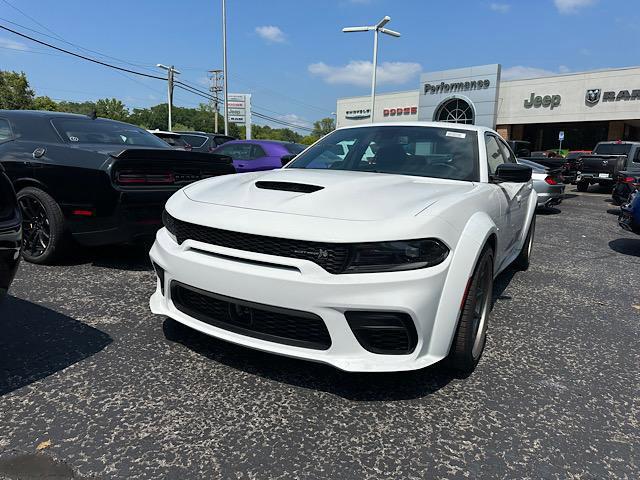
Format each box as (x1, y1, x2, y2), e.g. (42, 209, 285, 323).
(0, 0, 638, 131)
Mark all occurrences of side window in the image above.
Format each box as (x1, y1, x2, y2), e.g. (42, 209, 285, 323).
(497, 138, 517, 163)
(0, 119, 13, 143)
(216, 144, 252, 160)
(485, 135, 507, 175)
(251, 145, 266, 159)
(634, 148, 640, 163)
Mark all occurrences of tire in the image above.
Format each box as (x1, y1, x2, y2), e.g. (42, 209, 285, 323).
(513, 215, 536, 271)
(447, 246, 494, 375)
(576, 181, 589, 192)
(17, 187, 67, 264)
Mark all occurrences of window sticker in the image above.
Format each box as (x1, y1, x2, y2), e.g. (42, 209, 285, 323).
(446, 131, 466, 139)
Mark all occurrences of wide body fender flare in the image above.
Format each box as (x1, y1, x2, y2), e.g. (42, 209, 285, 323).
(426, 212, 499, 360)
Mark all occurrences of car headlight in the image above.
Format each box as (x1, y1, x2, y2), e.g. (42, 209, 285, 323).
(162, 209, 178, 243)
(343, 239, 449, 273)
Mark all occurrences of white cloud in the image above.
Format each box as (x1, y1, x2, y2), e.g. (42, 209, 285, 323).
(0, 37, 29, 51)
(554, 0, 596, 14)
(489, 3, 510, 13)
(308, 60, 422, 87)
(502, 65, 572, 80)
(255, 25, 286, 44)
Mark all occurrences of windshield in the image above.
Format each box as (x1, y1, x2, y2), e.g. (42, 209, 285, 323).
(594, 143, 633, 155)
(287, 126, 479, 181)
(52, 118, 169, 147)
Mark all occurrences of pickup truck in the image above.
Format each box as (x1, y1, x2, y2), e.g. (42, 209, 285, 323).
(576, 141, 640, 194)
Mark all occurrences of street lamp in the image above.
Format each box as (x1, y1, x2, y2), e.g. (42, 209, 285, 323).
(342, 16, 400, 123)
(157, 64, 181, 131)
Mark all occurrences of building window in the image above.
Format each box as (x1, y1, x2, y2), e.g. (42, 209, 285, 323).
(435, 98, 475, 125)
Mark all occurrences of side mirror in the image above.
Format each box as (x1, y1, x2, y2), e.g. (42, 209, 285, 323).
(281, 154, 296, 166)
(494, 163, 532, 183)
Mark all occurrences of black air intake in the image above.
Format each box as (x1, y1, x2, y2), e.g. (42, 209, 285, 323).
(346, 311, 418, 355)
(255, 181, 324, 193)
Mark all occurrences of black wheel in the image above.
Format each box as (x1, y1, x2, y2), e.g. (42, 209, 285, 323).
(576, 181, 589, 192)
(513, 215, 536, 271)
(17, 187, 67, 264)
(447, 247, 494, 374)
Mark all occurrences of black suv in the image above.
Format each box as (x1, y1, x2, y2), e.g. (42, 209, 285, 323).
(176, 131, 235, 153)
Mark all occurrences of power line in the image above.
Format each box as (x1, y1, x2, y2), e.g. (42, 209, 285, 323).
(0, 23, 166, 80)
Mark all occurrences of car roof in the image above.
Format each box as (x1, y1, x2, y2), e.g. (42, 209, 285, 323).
(0, 109, 93, 119)
(148, 129, 181, 137)
(176, 131, 231, 137)
(336, 121, 496, 134)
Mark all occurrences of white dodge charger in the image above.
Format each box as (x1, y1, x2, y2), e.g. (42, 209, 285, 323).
(150, 122, 536, 374)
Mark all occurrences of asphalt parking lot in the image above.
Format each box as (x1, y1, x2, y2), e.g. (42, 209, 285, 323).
(0, 188, 638, 479)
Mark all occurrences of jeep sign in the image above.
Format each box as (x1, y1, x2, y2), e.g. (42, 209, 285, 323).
(524, 93, 561, 110)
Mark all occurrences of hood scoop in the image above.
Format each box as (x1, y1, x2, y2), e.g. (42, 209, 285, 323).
(255, 181, 324, 194)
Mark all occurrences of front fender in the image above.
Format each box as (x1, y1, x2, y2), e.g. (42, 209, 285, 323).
(425, 212, 498, 360)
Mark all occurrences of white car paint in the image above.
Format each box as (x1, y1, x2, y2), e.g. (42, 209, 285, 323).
(149, 122, 537, 372)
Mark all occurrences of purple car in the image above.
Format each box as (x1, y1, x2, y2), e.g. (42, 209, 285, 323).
(213, 140, 306, 173)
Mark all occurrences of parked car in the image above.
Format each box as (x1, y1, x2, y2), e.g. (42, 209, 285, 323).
(619, 189, 640, 233)
(519, 150, 573, 181)
(176, 131, 235, 153)
(0, 110, 235, 264)
(150, 122, 535, 375)
(577, 141, 640, 193)
(517, 158, 565, 208)
(213, 140, 306, 172)
(0, 163, 21, 297)
(148, 130, 192, 150)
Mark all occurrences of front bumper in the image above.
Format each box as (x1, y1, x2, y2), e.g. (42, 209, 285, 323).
(149, 228, 453, 372)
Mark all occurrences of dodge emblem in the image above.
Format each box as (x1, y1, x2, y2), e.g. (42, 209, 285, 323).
(586, 89, 601, 105)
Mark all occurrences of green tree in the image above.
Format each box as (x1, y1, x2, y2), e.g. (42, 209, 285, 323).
(312, 117, 336, 138)
(0, 70, 35, 109)
(33, 96, 58, 111)
(95, 98, 129, 122)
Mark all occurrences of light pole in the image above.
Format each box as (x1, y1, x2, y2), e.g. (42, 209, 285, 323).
(342, 16, 400, 123)
(222, 0, 229, 136)
(157, 64, 180, 131)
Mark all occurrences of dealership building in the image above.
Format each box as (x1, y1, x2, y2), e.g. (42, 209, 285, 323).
(336, 64, 640, 150)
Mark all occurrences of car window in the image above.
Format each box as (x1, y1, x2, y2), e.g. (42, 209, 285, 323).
(180, 134, 208, 148)
(288, 125, 480, 182)
(251, 144, 266, 159)
(284, 143, 306, 155)
(485, 135, 508, 175)
(51, 118, 169, 147)
(216, 143, 253, 160)
(594, 143, 633, 155)
(0, 119, 12, 143)
(497, 138, 516, 163)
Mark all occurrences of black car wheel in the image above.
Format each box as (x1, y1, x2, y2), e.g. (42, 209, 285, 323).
(17, 187, 67, 264)
(447, 246, 494, 375)
(577, 181, 589, 192)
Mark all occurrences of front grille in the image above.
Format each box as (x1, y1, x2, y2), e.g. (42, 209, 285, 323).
(163, 211, 350, 274)
(171, 282, 331, 350)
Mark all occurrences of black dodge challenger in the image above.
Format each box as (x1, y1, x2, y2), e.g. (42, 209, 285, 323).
(0, 110, 235, 264)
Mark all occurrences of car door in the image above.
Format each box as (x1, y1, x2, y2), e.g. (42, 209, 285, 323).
(485, 133, 524, 263)
(498, 137, 531, 237)
(0, 117, 33, 183)
(486, 133, 528, 260)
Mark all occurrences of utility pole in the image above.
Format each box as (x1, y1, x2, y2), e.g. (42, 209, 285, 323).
(209, 69, 223, 133)
(157, 64, 181, 131)
(222, 0, 229, 135)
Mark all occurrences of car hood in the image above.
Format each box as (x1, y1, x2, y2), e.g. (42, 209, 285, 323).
(183, 169, 476, 221)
